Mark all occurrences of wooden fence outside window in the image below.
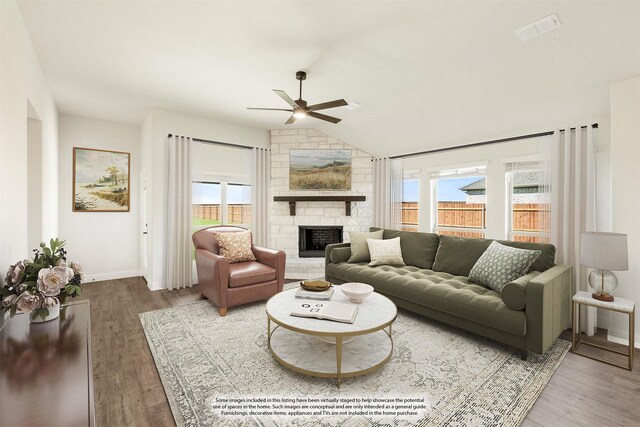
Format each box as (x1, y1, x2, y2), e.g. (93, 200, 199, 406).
(192, 204, 252, 225)
(401, 202, 550, 240)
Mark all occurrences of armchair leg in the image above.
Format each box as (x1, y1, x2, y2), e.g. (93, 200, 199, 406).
(520, 349, 527, 360)
(219, 307, 228, 317)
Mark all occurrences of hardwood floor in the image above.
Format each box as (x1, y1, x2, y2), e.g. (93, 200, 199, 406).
(80, 277, 639, 427)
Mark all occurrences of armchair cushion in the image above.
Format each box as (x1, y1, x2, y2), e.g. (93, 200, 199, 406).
(228, 261, 276, 288)
(216, 231, 256, 263)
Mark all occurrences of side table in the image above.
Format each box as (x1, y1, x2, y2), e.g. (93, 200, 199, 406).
(572, 291, 635, 370)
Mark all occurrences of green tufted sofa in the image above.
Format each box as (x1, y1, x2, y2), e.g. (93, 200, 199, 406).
(325, 228, 573, 358)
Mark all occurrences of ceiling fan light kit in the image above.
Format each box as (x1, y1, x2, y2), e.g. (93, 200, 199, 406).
(247, 71, 348, 125)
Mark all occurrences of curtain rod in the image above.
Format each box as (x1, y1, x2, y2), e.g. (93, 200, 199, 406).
(389, 123, 598, 160)
(167, 134, 255, 150)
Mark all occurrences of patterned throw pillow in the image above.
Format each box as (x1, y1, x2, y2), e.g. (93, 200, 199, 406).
(215, 231, 256, 263)
(468, 241, 541, 293)
(367, 237, 406, 267)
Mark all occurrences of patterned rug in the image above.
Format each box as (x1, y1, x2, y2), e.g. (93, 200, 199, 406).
(140, 290, 569, 427)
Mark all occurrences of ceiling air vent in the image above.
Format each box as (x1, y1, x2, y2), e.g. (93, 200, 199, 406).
(515, 14, 561, 41)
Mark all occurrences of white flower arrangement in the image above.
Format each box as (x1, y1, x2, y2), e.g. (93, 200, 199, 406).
(1, 238, 84, 321)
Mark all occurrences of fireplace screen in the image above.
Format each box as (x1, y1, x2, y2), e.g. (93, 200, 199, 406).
(298, 226, 343, 258)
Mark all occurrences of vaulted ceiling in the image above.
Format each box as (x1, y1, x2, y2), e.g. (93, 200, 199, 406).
(18, 1, 640, 156)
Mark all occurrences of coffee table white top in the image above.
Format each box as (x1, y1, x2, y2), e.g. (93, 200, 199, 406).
(573, 291, 635, 313)
(266, 286, 397, 336)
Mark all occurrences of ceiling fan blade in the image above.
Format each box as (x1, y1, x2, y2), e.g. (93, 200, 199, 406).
(285, 115, 297, 125)
(273, 89, 298, 108)
(308, 111, 342, 124)
(307, 99, 348, 111)
(247, 107, 292, 111)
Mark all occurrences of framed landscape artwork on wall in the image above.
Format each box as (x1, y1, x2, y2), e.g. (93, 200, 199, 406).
(73, 147, 130, 212)
(289, 149, 352, 190)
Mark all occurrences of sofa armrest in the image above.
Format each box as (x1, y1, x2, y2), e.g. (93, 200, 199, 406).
(252, 245, 286, 291)
(501, 271, 541, 310)
(195, 249, 230, 308)
(325, 243, 351, 281)
(525, 264, 573, 354)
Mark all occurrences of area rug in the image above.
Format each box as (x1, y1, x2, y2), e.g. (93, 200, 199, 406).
(140, 292, 569, 427)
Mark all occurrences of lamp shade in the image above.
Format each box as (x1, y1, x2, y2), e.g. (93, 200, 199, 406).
(580, 232, 629, 271)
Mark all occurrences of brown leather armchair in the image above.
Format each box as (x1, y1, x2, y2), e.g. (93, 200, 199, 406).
(192, 226, 286, 316)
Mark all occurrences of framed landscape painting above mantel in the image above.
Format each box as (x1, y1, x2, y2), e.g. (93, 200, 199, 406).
(289, 149, 352, 190)
(73, 147, 130, 212)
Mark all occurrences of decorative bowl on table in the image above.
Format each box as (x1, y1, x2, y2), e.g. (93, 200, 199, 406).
(340, 282, 374, 304)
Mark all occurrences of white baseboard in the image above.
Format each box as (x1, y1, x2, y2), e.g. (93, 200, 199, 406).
(84, 270, 141, 283)
(147, 280, 166, 291)
(607, 328, 640, 349)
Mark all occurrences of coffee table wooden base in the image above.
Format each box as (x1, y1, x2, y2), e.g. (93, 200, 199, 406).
(267, 320, 393, 387)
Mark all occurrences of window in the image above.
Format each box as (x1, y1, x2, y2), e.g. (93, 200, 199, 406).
(507, 163, 550, 243)
(432, 167, 487, 238)
(192, 182, 222, 229)
(192, 182, 252, 231)
(402, 179, 419, 232)
(226, 183, 252, 228)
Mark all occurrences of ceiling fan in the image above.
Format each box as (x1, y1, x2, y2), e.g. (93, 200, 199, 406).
(247, 71, 348, 125)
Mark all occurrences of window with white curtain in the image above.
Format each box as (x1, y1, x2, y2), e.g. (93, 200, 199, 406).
(506, 161, 550, 243)
(402, 171, 420, 232)
(191, 181, 252, 231)
(431, 165, 487, 238)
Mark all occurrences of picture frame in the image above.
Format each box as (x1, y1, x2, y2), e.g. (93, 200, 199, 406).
(73, 147, 131, 212)
(289, 149, 352, 190)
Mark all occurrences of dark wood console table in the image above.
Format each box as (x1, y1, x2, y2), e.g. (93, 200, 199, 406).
(0, 300, 95, 426)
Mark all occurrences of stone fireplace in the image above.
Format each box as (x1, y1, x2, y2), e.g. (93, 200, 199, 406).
(270, 129, 374, 279)
(298, 225, 343, 258)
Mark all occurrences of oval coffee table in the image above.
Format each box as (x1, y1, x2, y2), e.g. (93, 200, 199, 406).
(266, 286, 397, 387)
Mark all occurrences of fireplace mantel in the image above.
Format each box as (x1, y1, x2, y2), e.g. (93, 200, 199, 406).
(273, 195, 366, 216)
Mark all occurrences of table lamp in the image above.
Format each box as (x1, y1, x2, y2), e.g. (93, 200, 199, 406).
(580, 232, 628, 302)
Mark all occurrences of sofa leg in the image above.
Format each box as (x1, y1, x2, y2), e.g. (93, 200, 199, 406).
(520, 349, 527, 360)
(219, 307, 228, 317)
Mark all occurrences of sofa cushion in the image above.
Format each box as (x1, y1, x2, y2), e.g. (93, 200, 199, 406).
(497, 240, 555, 273)
(348, 230, 384, 263)
(432, 235, 491, 276)
(367, 237, 405, 266)
(228, 261, 276, 288)
(326, 263, 526, 336)
(501, 271, 540, 310)
(370, 228, 439, 269)
(432, 235, 555, 276)
(468, 241, 541, 293)
(330, 247, 352, 264)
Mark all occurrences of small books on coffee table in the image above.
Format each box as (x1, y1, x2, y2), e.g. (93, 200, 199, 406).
(295, 287, 334, 300)
(291, 300, 358, 324)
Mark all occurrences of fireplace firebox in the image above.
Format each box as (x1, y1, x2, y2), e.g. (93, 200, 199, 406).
(298, 226, 343, 258)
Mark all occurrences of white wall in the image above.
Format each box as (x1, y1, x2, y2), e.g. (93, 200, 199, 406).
(27, 117, 43, 252)
(58, 114, 141, 282)
(142, 108, 270, 290)
(0, 0, 58, 268)
(610, 76, 640, 346)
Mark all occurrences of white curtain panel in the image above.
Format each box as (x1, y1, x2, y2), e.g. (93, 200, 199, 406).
(373, 158, 403, 229)
(543, 126, 597, 335)
(166, 135, 193, 290)
(251, 147, 271, 247)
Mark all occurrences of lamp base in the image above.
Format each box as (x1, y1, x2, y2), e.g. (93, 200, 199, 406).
(592, 292, 614, 302)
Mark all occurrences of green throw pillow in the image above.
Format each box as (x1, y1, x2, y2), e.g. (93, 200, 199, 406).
(468, 241, 541, 293)
(348, 230, 384, 263)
